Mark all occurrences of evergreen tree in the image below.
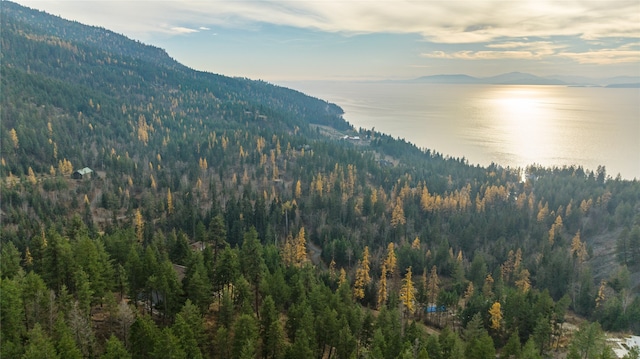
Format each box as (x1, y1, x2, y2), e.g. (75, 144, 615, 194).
(20, 271, 49, 331)
(0, 241, 22, 278)
(183, 253, 212, 314)
(22, 323, 59, 359)
(214, 326, 231, 359)
(0, 277, 24, 358)
(42, 230, 74, 293)
(502, 330, 522, 359)
(567, 322, 606, 359)
(53, 317, 82, 359)
(100, 335, 131, 359)
(240, 227, 265, 315)
(151, 327, 187, 359)
(439, 326, 466, 359)
(465, 331, 496, 359)
(129, 315, 159, 359)
(173, 313, 204, 359)
(285, 329, 314, 359)
(232, 314, 259, 359)
(521, 338, 542, 359)
(260, 296, 285, 359)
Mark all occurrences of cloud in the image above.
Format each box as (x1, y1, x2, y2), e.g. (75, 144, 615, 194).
(422, 50, 541, 60)
(169, 26, 199, 34)
(13, 0, 640, 72)
(558, 49, 640, 64)
(422, 40, 566, 60)
(423, 39, 640, 65)
(16, 0, 640, 43)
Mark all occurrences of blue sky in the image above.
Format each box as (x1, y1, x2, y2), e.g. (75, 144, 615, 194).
(14, 0, 640, 81)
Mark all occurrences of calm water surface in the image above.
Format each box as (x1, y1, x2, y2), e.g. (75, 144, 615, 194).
(282, 82, 640, 180)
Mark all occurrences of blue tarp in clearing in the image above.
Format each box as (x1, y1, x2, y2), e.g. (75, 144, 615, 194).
(426, 305, 446, 313)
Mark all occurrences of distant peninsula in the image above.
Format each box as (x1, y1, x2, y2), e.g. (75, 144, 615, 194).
(406, 71, 640, 87)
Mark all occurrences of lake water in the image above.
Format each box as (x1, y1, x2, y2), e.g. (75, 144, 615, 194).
(281, 82, 640, 180)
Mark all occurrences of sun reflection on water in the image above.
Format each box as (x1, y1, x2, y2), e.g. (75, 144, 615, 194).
(284, 81, 640, 179)
(481, 86, 558, 170)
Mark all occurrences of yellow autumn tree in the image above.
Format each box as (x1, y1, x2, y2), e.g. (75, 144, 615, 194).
(483, 274, 494, 298)
(314, 174, 324, 197)
(399, 266, 416, 314)
(488, 301, 502, 330)
(27, 167, 37, 185)
(516, 192, 527, 210)
(377, 263, 388, 309)
(420, 186, 433, 212)
(339, 268, 347, 288)
(537, 202, 549, 222)
(548, 215, 563, 245)
(411, 237, 421, 249)
(134, 209, 144, 244)
(463, 282, 474, 305)
(24, 247, 33, 267)
(370, 188, 378, 207)
(353, 246, 371, 300)
(221, 136, 228, 151)
(384, 242, 397, 275)
(256, 136, 265, 153)
(515, 269, 531, 293)
(295, 180, 302, 198)
(329, 258, 336, 278)
(58, 158, 73, 176)
(242, 169, 250, 185)
(282, 233, 295, 266)
(10, 128, 19, 149)
(137, 114, 150, 145)
(282, 228, 308, 268)
(294, 227, 307, 266)
(427, 265, 439, 305)
(199, 157, 208, 171)
(565, 200, 573, 217)
(501, 249, 521, 283)
(570, 230, 588, 263)
(167, 188, 174, 214)
(514, 248, 522, 271)
(391, 197, 406, 228)
(475, 194, 486, 212)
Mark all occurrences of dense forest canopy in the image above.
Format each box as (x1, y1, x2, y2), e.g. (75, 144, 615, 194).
(1, 2, 640, 358)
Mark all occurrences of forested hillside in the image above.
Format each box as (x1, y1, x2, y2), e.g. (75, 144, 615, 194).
(1, 2, 640, 358)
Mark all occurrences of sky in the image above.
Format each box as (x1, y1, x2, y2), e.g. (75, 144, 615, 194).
(13, 0, 640, 81)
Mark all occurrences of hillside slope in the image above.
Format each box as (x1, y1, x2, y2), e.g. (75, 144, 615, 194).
(1, 2, 640, 358)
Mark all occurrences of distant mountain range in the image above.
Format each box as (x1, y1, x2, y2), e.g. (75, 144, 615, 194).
(409, 71, 640, 87)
